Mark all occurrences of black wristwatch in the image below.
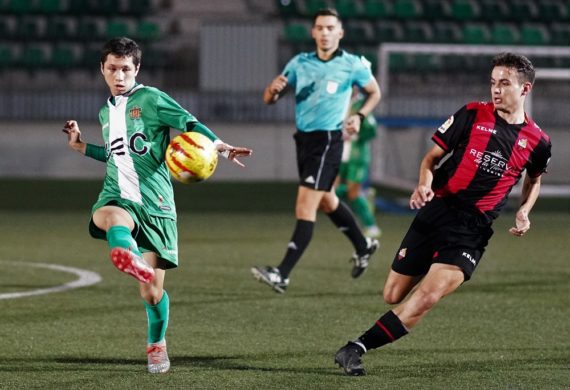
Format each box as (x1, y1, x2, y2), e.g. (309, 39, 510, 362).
(356, 111, 366, 122)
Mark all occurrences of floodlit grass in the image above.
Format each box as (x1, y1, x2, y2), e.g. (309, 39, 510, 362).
(0, 180, 568, 389)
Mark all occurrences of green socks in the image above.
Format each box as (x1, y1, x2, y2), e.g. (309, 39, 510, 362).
(106, 225, 142, 256)
(337, 184, 377, 228)
(350, 195, 377, 228)
(144, 290, 170, 344)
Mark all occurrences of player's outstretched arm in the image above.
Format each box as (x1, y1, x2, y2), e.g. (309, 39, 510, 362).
(214, 141, 253, 168)
(62, 120, 86, 155)
(509, 174, 541, 237)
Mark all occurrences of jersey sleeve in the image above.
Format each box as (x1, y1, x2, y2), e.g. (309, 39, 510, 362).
(351, 55, 373, 88)
(431, 105, 474, 153)
(526, 137, 552, 178)
(282, 55, 299, 88)
(156, 91, 197, 130)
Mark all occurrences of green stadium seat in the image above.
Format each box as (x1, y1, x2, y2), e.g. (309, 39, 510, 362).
(9, 0, 36, 14)
(91, 0, 120, 15)
(276, 0, 301, 17)
(479, 0, 510, 22)
(335, 0, 361, 18)
(388, 52, 414, 72)
(67, 0, 89, 15)
(304, 0, 328, 17)
(451, 0, 480, 21)
(538, 1, 567, 22)
(0, 45, 14, 68)
(362, 0, 393, 19)
(39, 0, 66, 14)
(394, 0, 423, 19)
(283, 23, 311, 43)
(105, 20, 131, 38)
(0, 18, 11, 39)
(550, 23, 570, 46)
(126, 0, 152, 17)
(77, 18, 102, 41)
(0, 0, 10, 13)
(20, 45, 48, 68)
(45, 18, 71, 40)
(17, 18, 42, 40)
(520, 24, 550, 46)
(433, 21, 462, 43)
(374, 21, 404, 42)
(136, 20, 160, 41)
(51, 45, 77, 69)
(510, 1, 539, 22)
(462, 23, 491, 44)
(491, 23, 519, 45)
(413, 53, 441, 72)
(404, 21, 434, 42)
(344, 22, 372, 44)
(422, 0, 451, 21)
(80, 45, 101, 67)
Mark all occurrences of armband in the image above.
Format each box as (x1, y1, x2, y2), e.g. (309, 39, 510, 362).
(356, 112, 366, 122)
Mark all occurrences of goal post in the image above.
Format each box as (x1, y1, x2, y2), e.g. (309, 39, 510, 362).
(371, 43, 570, 197)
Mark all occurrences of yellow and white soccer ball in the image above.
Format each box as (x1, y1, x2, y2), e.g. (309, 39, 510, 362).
(165, 132, 218, 183)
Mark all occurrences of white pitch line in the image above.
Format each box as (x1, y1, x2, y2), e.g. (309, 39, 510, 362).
(0, 261, 102, 300)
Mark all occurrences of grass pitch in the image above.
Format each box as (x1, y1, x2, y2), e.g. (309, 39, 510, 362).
(0, 181, 568, 389)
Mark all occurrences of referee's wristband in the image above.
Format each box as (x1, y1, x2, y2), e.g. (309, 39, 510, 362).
(356, 111, 366, 122)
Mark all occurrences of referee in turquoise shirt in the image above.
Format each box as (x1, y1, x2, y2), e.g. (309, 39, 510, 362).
(251, 8, 381, 293)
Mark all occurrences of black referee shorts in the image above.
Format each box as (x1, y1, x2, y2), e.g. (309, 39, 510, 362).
(294, 130, 343, 192)
(391, 197, 494, 281)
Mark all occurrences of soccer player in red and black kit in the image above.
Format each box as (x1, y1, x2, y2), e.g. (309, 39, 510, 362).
(335, 52, 552, 376)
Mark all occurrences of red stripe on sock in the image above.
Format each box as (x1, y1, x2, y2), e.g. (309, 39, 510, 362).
(375, 320, 395, 342)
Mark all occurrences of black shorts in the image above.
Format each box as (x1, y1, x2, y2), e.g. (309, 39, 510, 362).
(391, 197, 494, 281)
(294, 130, 343, 191)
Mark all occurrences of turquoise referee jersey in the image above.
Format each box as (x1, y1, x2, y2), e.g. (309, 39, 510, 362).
(283, 50, 373, 132)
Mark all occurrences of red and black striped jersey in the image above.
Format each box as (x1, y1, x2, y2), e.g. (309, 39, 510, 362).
(431, 101, 552, 219)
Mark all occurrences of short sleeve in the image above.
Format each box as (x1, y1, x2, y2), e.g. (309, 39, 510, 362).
(527, 137, 552, 178)
(156, 91, 197, 130)
(351, 55, 373, 88)
(282, 55, 299, 88)
(431, 105, 475, 153)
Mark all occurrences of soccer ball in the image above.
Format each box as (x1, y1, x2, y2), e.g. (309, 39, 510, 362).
(165, 132, 218, 183)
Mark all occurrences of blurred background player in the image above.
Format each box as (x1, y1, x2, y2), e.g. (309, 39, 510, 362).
(335, 89, 381, 239)
(251, 8, 381, 293)
(63, 37, 251, 374)
(334, 52, 552, 376)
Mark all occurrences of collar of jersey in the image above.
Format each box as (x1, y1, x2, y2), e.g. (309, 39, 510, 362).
(109, 83, 144, 106)
(312, 48, 344, 62)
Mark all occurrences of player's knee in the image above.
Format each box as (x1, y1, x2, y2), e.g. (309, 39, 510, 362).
(140, 286, 162, 305)
(382, 286, 405, 305)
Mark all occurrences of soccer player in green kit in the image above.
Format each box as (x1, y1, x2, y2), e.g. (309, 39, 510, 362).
(336, 92, 381, 239)
(63, 37, 252, 374)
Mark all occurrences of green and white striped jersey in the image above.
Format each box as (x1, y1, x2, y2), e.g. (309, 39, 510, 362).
(92, 84, 212, 220)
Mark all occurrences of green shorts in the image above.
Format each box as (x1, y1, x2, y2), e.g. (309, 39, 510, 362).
(338, 160, 369, 184)
(89, 199, 179, 268)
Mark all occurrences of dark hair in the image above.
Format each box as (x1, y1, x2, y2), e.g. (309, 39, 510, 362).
(101, 37, 142, 67)
(491, 52, 535, 84)
(313, 8, 342, 25)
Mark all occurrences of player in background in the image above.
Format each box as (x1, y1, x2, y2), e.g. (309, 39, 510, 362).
(251, 8, 381, 293)
(335, 52, 552, 376)
(335, 89, 381, 239)
(63, 37, 251, 374)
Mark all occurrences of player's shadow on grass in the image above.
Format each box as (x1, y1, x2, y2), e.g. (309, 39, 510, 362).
(50, 353, 338, 375)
